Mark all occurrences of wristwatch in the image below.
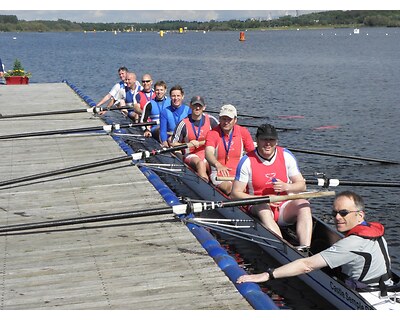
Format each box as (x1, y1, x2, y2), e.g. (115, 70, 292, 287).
(266, 268, 275, 280)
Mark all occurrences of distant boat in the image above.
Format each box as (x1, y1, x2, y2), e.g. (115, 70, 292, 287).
(353, 28, 360, 34)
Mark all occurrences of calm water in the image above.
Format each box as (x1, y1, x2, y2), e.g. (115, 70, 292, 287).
(1, 28, 399, 308)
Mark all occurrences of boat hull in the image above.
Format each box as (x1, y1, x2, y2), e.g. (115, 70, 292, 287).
(100, 111, 398, 310)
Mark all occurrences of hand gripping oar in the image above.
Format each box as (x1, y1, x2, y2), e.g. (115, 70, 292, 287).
(0, 106, 134, 119)
(0, 121, 157, 140)
(287, 147, 399, 165)
(0, 144, 188, 188)
(0, 191, 334, 234)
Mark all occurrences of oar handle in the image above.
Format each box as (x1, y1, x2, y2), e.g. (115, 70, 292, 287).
(216, 176, 234, 181)
(264, 191, 336, 204)
(92, 106, 135, 114)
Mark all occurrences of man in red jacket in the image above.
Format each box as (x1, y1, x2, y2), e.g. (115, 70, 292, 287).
(205, 104, 255, 195)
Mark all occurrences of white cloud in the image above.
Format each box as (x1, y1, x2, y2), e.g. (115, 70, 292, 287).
(4, 0, 398, 11)
(1, 1, 399, 23)
(1, 10, 318, 23)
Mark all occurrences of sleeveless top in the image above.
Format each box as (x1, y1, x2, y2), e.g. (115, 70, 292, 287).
(182, 114, 212, 157)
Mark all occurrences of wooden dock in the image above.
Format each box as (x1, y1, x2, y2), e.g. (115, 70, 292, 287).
(0, 83, 252, 309)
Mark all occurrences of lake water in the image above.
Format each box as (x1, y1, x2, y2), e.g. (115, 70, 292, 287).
(1, 27, 399, 309)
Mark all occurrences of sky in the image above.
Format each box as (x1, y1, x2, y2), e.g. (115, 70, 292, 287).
(2, 1, 399, 23)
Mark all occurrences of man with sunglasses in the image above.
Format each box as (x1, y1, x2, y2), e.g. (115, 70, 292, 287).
(237, 191, 394, 296)
(131, 74, 155, 122)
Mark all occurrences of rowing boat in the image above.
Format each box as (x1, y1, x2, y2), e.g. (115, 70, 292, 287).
(97, 104, 400, 310)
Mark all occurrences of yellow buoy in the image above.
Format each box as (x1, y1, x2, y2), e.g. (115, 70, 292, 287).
(160, 30, 164, 37)
(179, 27, 183, 34)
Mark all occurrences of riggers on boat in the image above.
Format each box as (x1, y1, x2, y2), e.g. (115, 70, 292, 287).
(98, 107, 400, 310)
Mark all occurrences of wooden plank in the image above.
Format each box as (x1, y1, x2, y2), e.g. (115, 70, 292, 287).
(0, 83, 252, 310)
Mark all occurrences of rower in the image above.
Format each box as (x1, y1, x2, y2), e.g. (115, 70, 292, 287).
(230, 123, 313, 248)
(170, 95, 218, 181)
(140, 80, 171, 141)
(131, 73, 156, 123)
(205, 104, 255, 195)
(237, 191, 397, 304)
(159, 85, 191, 147)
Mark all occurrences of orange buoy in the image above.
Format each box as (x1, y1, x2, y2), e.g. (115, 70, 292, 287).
(239, 31, 245, 41)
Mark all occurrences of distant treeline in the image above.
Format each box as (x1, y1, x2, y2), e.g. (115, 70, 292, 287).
(1, 10, 400, 32)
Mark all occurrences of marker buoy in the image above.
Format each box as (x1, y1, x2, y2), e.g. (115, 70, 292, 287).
(239, 31, 245, 41)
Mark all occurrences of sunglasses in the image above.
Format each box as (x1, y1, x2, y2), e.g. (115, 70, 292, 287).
(142, 80, 152, 83)
(331, 209, 360, 217)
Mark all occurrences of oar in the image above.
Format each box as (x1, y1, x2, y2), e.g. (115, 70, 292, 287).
(0, 206, 176, 234)
(184, 191, 335, 212)
(0, 121, 156, 140)
(0, 106, 134, 119)
(240, 123, 300, 131)
(240, 123, 341, 131)
(0, 144, 188, 188)
(287, 147, 399, 165)
(206, 109, 266, 119)
(306, 177, 400, 188)
(218, 176, 400, 188)
(206, 109, 304, 120)
(0, 191, 334, 234)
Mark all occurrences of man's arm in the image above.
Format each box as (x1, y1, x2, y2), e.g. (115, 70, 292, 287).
(230, 180, 252, 199)
(237, 253, 328, 283)
(159, 110, 169, 146)
(96, 93, 112, 107)
(133, 93, 142, 115)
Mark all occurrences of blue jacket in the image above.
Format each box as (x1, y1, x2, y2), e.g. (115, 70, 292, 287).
(159, 104, 191, 143)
